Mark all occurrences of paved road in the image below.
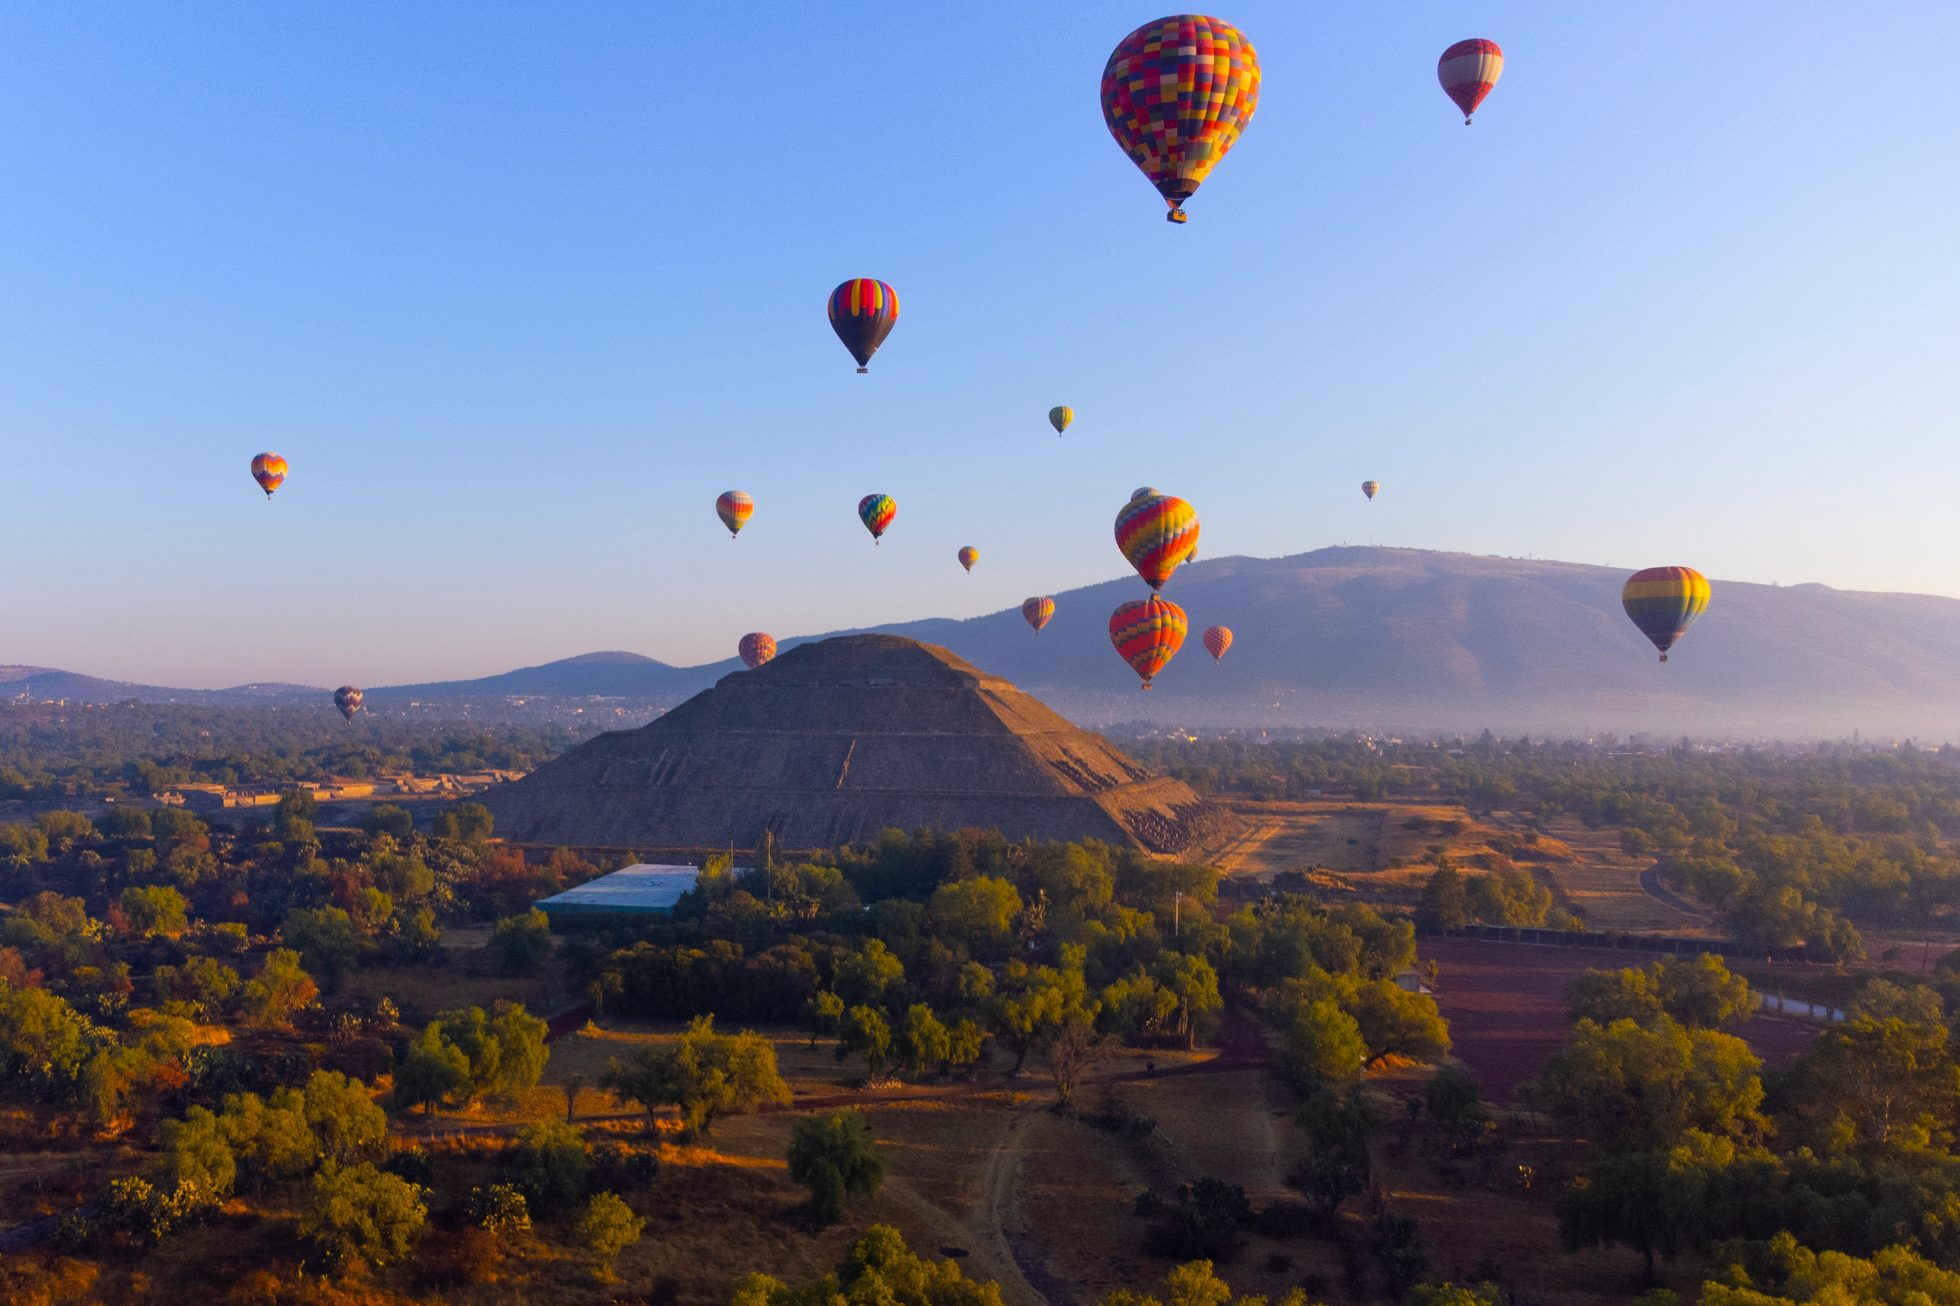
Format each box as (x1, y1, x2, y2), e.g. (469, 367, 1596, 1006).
(1638, 862, 1707, 920)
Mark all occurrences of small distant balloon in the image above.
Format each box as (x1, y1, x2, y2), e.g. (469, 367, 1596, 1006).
(828, 278, 899, 372)
(858, 494, 897, 544)
(1115, 492, 1200, 591)
(738, 632, 777, 670)
(1203, 625, 1233, 661)
(1438, 39, 1503, 124)
(251, 453, 287, 498)
(1023, 596, 1056, 634)
(1101, 15, 1261, 223)
(1048, 406, 1073, 435)
(1131, 486, 1158, 502)
(1110, 596, 1188, 689)
(1622, 567, 1710, 663)
(333, 686, 363, 720)
(716, 490, 754, 538)
(1361, 480, 1380, 501)
(958, 546, 980, 573)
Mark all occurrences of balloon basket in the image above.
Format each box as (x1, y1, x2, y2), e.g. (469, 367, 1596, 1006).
(856, 366, 868, 374)
(1166, 210, 1188, 224)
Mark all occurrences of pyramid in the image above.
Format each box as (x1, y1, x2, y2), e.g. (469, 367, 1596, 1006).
(482, 635, 1237, 856)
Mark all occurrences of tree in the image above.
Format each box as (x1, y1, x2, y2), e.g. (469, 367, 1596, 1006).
(1099, 972, 1178, 1041)
(894, 1004, 951, 1078)
(282, 907, 362, 994)
(1557, 1145, 1698, 1284)
(1418, 862, 1471, 931)
(1045, 1012, 1104, 1107)
(733, 1224, 1004, 1306)
(1700, 1231, 1960, 1304)
(1289, 1086, 1376, 1218)
(273, 789, 317, 843)
(118, 885, 190, 940)
(577, 1190, 644, 1276)
(361, 805, 415, 840)
(1569, 967, 1665, 1027)
(153, 955, 239, 1021)
(302, 1161, 428, 1268)
(834, 939, 905, 1008)
(804, 989, 845, 1046)
(303, 1070, 388, 1164)
(489, 909, 553, 977)
(152, 1105, 237, 1206)
(599, 1015, 790, 1135)
(464, 1182, 531, 1235)
(220, 1087, 318, 1190)
(838, 1005, 893, 1079)
(1279, 998, 1366, 1090)
(394, 1024, 469, 1113)
(788, 1109, 886, 1224)
(1788, 1013, 1960, 1155)
(1529, 1017, 1766, 1151)
(928, 876, 1021, 955)
(1154, 952, 1222, 1048)
(1655, 954, 1755, 1030)
(503, 1119, 590, 1214)
(415, 1003, 549, 1103)
(1407, 1287, 1503, 1306)
(432, 801, 493, 845)
(233, 948, 317, 1027)
(1349, 980, 1451, 1066)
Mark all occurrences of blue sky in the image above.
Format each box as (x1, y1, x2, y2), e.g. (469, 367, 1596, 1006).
(2, 3, 1956, 687)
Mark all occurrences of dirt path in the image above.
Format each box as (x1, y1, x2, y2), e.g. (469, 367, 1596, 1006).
(1638, 863, 1709, 921)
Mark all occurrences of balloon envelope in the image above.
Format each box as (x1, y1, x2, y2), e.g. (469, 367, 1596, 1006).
(251, 452, 287, 498)
(1115, 493, 1200, 591)
(1110, 596, 1188, 688)
(1101, 15, 1261, 222)
(716, 490, 754, 537)
(858, 494, 897, 543)
(333, 686, 363, 720)
(1022, 596, 1056, 634)
(1438, 38, 1503, 123)
(739, 632, 777, 670)
(1622, 566, 1710, 662)
(828, 279, 899, 372)
(958, 546, 980, 573)
(1361, 480, 1380, 501)
(1131, 486, 1159, 502)
(1048, 406, 1073, 434)
(1203, 625, 1233, 661)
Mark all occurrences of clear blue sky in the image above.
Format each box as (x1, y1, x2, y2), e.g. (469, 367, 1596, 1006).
(3, 3, 1956, 688)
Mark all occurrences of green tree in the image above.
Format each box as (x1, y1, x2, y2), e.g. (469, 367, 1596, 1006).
(152, 1105, 238, 1206)
(1289, 1085, 1376, 1218)
(220, 1087, 318, 1189)
(732, 1223, 1004, 1306)
(119, 885, 190, 940)
(838, 1005, 893, 1078)
(301, 1161, 428, 1268)
(1529, 1017, 1766, 1151)
(233, 948, 317, 1027)
(503, 1119, 590, 1214)
(835, 939, 906, 1008)
(273, 789, 317, 843)
(895, 1004, 951, 1077)
(394, 1023, 470, 1113)
(282, 906, 362, 994)
(1349, 980, 1451, 1066)
(928, 876, 1021, 955)
(1154, 952, 1222, 1049)
(153, 955, 239, 1021)
(1655, 954, 1755, 1030)
(1700, 1231, 1960, 1304)
(577, 1190, 644, 1276)
(464, 1182, 531, 1235)
(1279, 998, 1366, 1090)
(489, 909, 553, 977)
(361, 805, 415, 840)
(788, 1109, 886, 1224)
(303, 1069, 388, 1164)
(1417, 862, 1471, 931)
(432, 801, 493, 845)
(1788, 1012, 1960, 1154)
(599, 1015, 790, 1135)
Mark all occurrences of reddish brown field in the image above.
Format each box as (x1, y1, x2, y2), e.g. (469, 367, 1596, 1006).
(1418, 937, 1821, 1101)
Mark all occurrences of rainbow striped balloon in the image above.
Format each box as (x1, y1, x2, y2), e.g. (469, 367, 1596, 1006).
(1110, 596, 1188, 689)
(828, 278, 899, 372)
(1621, 566, 1710, 662)
(958, 546, 979, 573)
(251, 452, 287, 498)
(1101, 15, 1261, 223)
(716, 490, 754, 538)
(858, 494, 897, 544)
(1022, 596, 1055, 634)
(738, 632, 777, 670)
(1438, 39, 1503, 124)
(1115, 493, 1199, 591)
(1203, 625, 1233, 661)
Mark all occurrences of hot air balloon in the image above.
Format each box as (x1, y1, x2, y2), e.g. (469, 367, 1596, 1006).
(1101, 15, 1261, 223)
(251, 453, 287, 498)
(1048, 406, 1073, 435)
(1110, 596, 1188, 689)
(1131, 486, 1159, 502)
(1115, 493, 1200, 591)
(858, 494, 897, 544)
(716, 490, 754, 538)
(1203, 625, 1233, 661)
(739, 632, 777, 670)
(1023, 596, 1056, 634)
(333, 686, 363, 721)
(828, 279, 899, 372)
(1621, 567, 1710, 662)
(1438, 39, 1503, 124)
(1361, 480, 1380, 501)
(958, 546, 980, 573)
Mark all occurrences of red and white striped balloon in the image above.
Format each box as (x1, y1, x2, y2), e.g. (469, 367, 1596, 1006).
(1438, 39, 1503, 124)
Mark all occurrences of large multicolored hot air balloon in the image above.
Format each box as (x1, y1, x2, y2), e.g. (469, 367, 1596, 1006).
(1101, 15, 1261, 223)
(1621, 566, 1711, 662)
(1131, 486, 1159, 502)
(1049, 406, 1073, 435)
(1115, 492, 1200, 591)
(716, 490, 754, 538)
(1438, 39, 1503, 124)
(828, 279, 899, 373)
(251, 453, 287, 498)
(333, 686, 363, 721)
(1023, 596, 1055, 634)
(858, 494, 896, 544)
(1203, 625, 1233, 661)
(1110, 596, 1188, 689)
(958, 546, 979, 573)
(739, 632, 777, 670)
(1361, 480, 1380, 501)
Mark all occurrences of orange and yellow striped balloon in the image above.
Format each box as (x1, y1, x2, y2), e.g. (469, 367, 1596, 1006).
(251, 452, 287, 498)
(716, 490, 754, 538)
(1621, 566, 1710, 662)
(1022, 596, 1055, 634)
(1115, 492, 1199, 591)
(1110, 595, 1188, 689)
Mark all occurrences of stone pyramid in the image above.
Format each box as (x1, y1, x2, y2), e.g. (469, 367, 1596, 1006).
(482, 635, 1236, 856)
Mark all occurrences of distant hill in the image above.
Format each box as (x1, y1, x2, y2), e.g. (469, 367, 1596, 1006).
(14, 548, 1960, 738)
(0, 665, 320, 706)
